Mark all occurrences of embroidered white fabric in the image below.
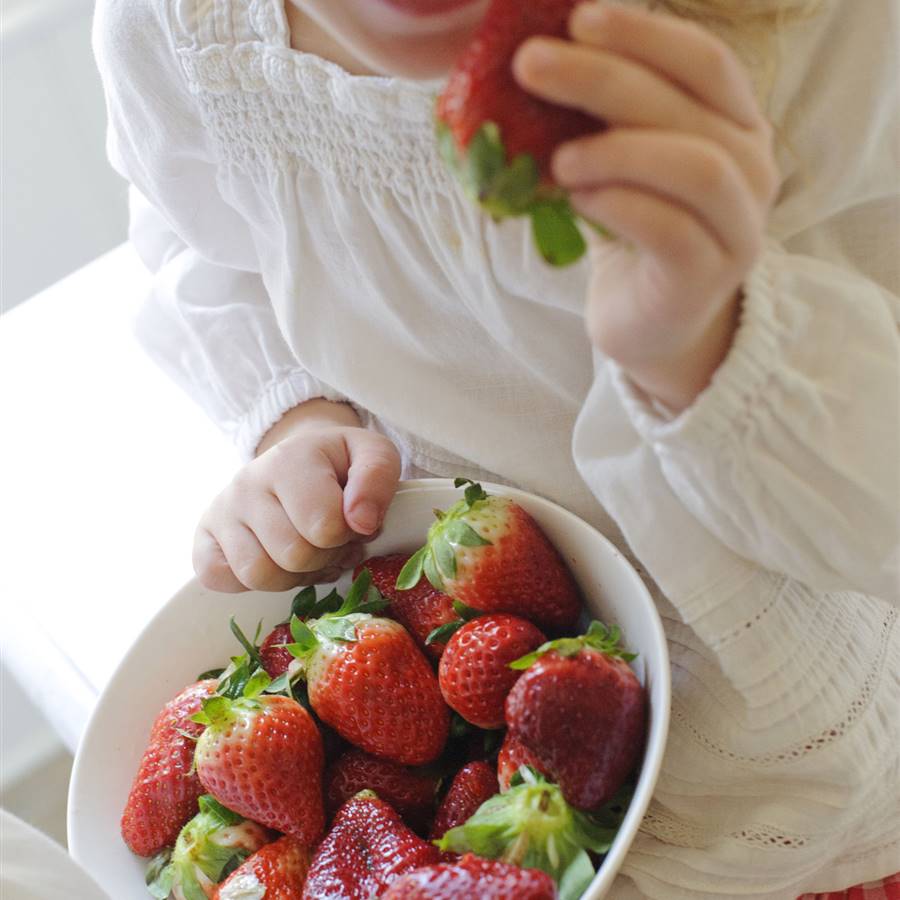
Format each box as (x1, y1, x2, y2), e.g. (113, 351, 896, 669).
(93, 0, 899, 895)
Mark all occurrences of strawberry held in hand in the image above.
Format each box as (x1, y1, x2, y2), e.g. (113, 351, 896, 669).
(213, 835, 311, 900)
(288, 572, 450, 765)
(436, 0, 600, 265)
(398, 480, 581, 632)
(121, 679, 216, 858)
(303, 791, 441, 899)
(193, 671, 325, 845)
(505, 621, 647, 809)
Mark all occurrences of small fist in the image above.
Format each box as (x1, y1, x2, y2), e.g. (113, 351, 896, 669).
(194, 417, 401, 592)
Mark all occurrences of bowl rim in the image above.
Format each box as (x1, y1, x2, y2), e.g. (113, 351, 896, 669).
(67, 477, 671, 898)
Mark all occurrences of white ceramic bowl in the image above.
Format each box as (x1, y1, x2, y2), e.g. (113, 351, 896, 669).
(68, 478, 670, 898)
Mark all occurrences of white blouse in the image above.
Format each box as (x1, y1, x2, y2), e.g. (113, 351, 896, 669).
(93, 1, 900, 896)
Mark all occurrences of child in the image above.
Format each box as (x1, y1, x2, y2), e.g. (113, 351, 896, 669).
(93, 0, 899, 896)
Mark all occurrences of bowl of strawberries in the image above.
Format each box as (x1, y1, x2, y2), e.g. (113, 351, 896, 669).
(68, 478, 670, 899)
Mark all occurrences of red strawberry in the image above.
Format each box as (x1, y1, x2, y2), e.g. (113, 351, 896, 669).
(303, 791, 441, 899)
(260, 622, 294, 677)
(325, 749, 439, 832)
(145, 794, 271, 899)
(289, 573, 449, 765)
(356, 553, 459, 659)
(438, 614, 545, 728)
(505, 621, 647, 809)
(497, 732, 550, 792)
(194, 690, 325, 845)
(382, 853, 557, 899)
(213, 835, 312, 900)
(430, 760, 499, 842)
(121, 679, 216, 857)
(435, 0, 600, 266)
(399, 481, 581, 632)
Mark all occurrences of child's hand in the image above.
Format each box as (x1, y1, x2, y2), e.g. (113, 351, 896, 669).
(513, 3, 779, 411)
(193, 399, 401, 592)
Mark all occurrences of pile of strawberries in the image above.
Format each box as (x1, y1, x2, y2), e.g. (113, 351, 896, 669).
(122, 480, 647, 900)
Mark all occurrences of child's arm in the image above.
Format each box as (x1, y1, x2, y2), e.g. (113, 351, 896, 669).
(95, 2, 401, 591)
(517, 4, 898, 601)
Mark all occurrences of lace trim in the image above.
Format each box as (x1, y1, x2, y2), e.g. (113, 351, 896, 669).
(641, 804, 811, 850)
(671, 605, 897, 767)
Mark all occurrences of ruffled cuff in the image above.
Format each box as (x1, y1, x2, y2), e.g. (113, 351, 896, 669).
(609, 238, 784, 450)
(232, 370, 350, 461)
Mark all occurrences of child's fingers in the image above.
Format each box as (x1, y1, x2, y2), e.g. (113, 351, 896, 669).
(341, 431, 402, 536)
(205, 521, 311, 593)
(193, 528, 246, 593)
(269, 443, 357, 550)
(570, 184, 720, 277)
(242, 491, 345, 575)
(553, 129, 763, 261)
(513, 37, 732, 146)
(569, 3, 761, 129)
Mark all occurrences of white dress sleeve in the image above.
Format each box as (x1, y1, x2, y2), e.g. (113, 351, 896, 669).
(574, 1, 900, 604)
(93, 0, 346, 459)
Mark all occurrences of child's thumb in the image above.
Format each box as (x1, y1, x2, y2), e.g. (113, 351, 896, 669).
(342, 430, 402, 536)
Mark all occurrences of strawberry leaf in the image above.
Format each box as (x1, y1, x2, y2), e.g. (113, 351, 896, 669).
(530, 199, 586, 267)
(229, 617, 264, 669)
(145, 850, 174, 899)
(312, 587, 344, 617)
(316, 617, 359, 643)
(263, 671, 291, 695)
(509, 620, 637, 670)
(290, 585, 319, 621)
(444, 519, 491, 548)
(288, 615, 319, 656)
(423, 550, 445, 591)
(433, 534, 457, 581)
(464, 122, 506, 202)
(425, 620, 464, 645)
(397, 546, 428, 590)
(453, 478, 488, 507)
(243, 668, 272, 699)
(334, 570, 371, 616)
(197, 795, 243, 828)
(451, 599, 479, 620)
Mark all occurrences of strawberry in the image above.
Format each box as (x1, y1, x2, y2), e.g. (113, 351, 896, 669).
(302, 791, 441, 899)
(430, 760, 499, 842)
(398, 481, 581, 632)
(213, 835, 312, 900)
(438, 614, 546, 728)
(325, 749, 440, 832)
(505, 621, 647, 809)
(287, 572, 450, 765)
(121, 679, 216, 857)
(435, 0, 601, 266)
(381, 853, 558, 899)
(193, 674, 325, 846)
(356, 553, 459, 659)
(144, 795, 271, 899)
(497, 732, 550, 792)
(437, 769, 613, 898)
(259, 622, 294, 678)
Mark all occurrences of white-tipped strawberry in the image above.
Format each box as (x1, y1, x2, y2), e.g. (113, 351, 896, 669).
(145, 795, 270, 900)
(398, 480, 581, 631)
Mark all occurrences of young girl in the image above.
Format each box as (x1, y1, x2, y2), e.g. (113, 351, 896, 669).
(93, 0, 899, 896)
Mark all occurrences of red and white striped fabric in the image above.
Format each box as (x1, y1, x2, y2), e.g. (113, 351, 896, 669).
(798, 873, 900, 899)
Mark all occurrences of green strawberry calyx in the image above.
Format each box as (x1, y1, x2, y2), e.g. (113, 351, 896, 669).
(145, 795, 262, 900)
(437, 120, 600, 268)
(191, 664, 275, 730)
(509, 620, 638, 672)
(397, 478, 493, 594)
(284, 570, 390, 662)
(436, 768, 615, 900)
